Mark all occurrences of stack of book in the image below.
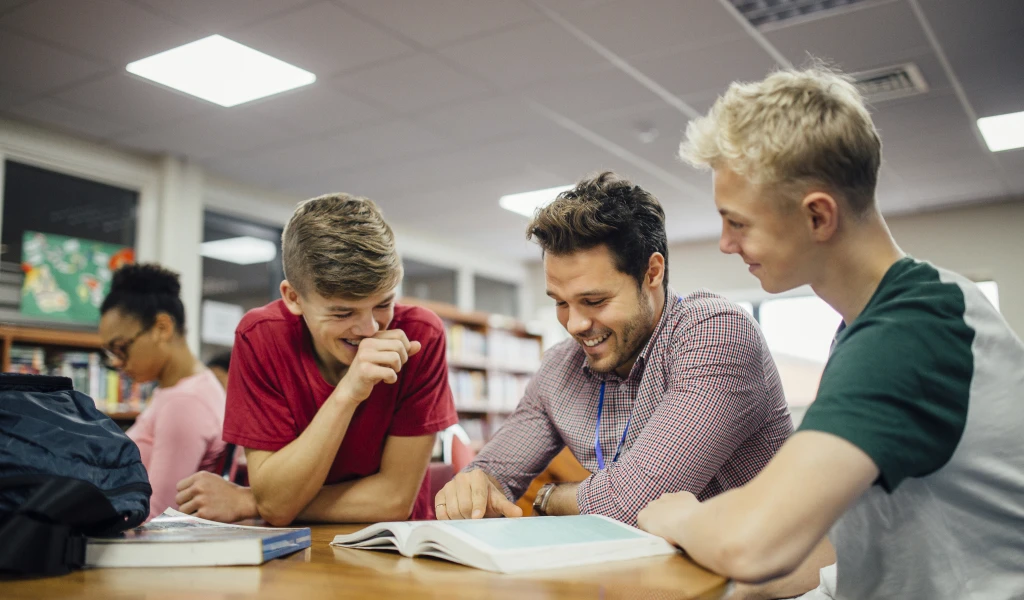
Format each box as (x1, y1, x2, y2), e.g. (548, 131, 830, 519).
(5, 344, 154, 415)
(447, 323, 487, 364)
(448, 369, 488, 410)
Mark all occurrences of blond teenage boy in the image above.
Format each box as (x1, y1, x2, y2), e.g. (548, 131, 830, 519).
(637, 66, 1024, 600)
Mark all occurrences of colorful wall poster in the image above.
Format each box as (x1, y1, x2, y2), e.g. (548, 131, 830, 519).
(20, 231, 135, 324)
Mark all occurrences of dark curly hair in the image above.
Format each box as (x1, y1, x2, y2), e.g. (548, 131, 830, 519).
(526, 171, 668, 290)
(100, 263, 186, 335)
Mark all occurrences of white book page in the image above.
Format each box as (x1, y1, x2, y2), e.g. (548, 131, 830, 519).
(331, 521, 427, 552)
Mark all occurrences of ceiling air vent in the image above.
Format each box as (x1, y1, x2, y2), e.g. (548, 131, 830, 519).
(851, 63, 929, 103)
(730, 0, 885, 29)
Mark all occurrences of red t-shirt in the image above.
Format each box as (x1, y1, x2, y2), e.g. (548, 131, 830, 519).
(223, 300, 458, 520)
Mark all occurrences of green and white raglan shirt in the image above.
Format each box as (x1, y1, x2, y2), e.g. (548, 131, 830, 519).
(798, 257, 1024, 600)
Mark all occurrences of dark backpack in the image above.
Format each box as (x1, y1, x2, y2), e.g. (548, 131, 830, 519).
(0, 373, 151, 576)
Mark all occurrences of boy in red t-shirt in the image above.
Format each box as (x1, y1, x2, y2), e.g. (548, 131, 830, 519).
(175, 193, 457, 525)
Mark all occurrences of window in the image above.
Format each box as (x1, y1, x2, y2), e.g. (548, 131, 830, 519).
(199, 211, 282, 360)
(474, 275, 519, 319)
(758, 295, 842, 419)
(977, 281, 999, 310)
(402, 258, 457, 305)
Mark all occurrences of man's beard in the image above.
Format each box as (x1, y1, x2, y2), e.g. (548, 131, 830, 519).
(588, 295, 656, 374)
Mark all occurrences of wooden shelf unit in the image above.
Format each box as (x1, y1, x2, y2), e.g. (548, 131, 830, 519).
(0, 324, 102, 372)
(0, 323, 147, 421)
(399, 297, 543, 443)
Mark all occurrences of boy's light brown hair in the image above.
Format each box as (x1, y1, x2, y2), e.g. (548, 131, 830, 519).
(281, 193, 402, 299)
(680, 63, 882, 216)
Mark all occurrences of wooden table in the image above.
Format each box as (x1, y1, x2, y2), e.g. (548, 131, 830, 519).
(1, 524, 729, 599)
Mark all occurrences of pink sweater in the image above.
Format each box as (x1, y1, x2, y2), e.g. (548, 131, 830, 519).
(127, 369, 227, 519)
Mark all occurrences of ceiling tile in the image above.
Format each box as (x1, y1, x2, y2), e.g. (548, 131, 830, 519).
(337, 0, 539, 48)
(536, 0, 620, 12)
(0, 30, 109, 96)
(245, 120, 454, 185)
(232, 1, 413, 78)
(114, 109, 299, 160)
(228, 83, 388, 137)
(991, 153, 1024, 194)
(3, 97, 132, 140)
(764, 0, 932, 71)
(582, 104, 691, 174)
(943, 31, 1024, 118)
(0, 85, 30, 109)
(0, 0, 30, 14)
(415, 94, 555, 143)
(915, 0, 1024, 58)
(632, 35, 779, 102)
(871, 92, 976, 147)
(897, 170, 1008, 209)
(439, 20, 608, 88)
(523, 66, 660, 119)
(0, 0, 195, 64)
(134, 0, 313, 32)
(562, 0, 743, 60)
(332, 54, 493, 114)
(54, 71, 212, 129)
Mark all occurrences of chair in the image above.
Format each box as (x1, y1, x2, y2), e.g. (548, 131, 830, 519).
(428, 424, 478, 501)
(441, 423, 476, 473)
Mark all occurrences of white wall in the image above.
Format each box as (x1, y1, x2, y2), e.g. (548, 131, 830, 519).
(2, 118, 530, 350)
(668, 200, 1024, 334)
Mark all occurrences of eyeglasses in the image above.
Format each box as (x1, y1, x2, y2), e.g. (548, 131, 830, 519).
(103, 326, 151, 368)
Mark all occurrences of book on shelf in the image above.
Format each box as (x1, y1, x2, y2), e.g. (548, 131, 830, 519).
(5, 344, 154, 415)
(85, 508, 311, 568)
(486, 330, 541, 372)
(446, 323, 488, 364)
(457, 418, 486, 445)
(449, 368, 488, 411)
(486, 371, 530, 412)
(330, 515, 677, 573)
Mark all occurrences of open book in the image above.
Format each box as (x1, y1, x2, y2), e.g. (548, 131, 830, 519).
(85, 509, 311, 568)
(330, 515, 677, 573)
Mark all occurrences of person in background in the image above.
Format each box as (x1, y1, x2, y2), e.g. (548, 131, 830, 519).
(636, 65, 1024, 600)
(176, 193, 458, 526)
(98, 264, 227, 520)
(435, 172, 794, 532)
(206, 351, 231, 390)
(172, 350, 255, 523)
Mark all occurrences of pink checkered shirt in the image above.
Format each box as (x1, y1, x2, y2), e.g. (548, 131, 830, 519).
(469, 288, 792, 525)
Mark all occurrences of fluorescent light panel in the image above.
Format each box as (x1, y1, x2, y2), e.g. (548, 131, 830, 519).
(499, 185, 572, 217)
(126, 35, 315, 107)
(200, 236, 278, 265)
(977, 111, 1024, 152)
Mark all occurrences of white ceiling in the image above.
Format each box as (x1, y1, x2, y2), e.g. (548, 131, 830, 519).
(1, 0, 1022, 261)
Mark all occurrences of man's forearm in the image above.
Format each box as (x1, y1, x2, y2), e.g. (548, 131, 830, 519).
(296, 472, 416, 523)
(249, 395, 358, 525)
(543, 482, 581, 516)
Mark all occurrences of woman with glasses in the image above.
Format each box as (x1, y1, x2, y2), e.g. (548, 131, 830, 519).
(98, 263, 227, 520)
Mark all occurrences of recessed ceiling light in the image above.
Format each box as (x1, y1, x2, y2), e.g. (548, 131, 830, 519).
(499, 185, 572, 217)
(200, 236, 277, 265)
(977, 111, 1024, 152)
(126, 35, 315, 107)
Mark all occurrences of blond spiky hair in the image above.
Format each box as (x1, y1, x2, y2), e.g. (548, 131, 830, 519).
(680, 64, 882, 214)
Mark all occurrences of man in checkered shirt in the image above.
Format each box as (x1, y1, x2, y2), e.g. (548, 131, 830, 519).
(435, 171, 792, 526)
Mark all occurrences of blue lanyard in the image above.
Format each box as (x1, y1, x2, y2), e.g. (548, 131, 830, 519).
(595, 382, 632, 470)
(593, 294, 678, 470)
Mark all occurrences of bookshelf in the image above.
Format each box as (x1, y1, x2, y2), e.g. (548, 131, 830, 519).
(400, 297, 543, 449)
(0, 324, 152, 422)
